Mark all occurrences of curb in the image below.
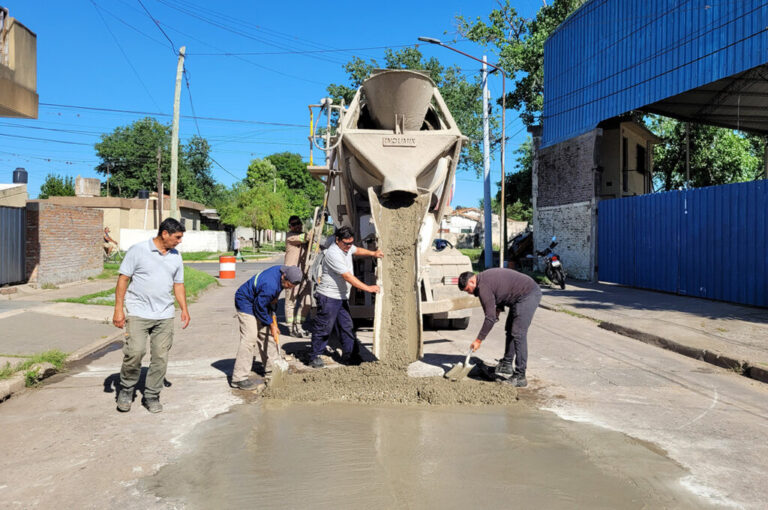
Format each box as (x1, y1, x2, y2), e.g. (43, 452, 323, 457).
(540, 302, 768, 385)
(0, 330, 125, 403)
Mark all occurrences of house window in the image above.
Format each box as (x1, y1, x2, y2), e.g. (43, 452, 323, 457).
(622, 136, 628, 193)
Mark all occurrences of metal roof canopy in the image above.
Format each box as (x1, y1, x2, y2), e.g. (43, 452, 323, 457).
(542, 0, 768, 148)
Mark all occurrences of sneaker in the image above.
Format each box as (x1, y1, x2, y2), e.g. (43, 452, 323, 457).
(494, 360, 515, 379)
(231, 378, 264, 391)
(142, 396, 163, 413)
(308, 357, 325, 369)
(505, 373, 528, 387)
(116, 389, 133, 412)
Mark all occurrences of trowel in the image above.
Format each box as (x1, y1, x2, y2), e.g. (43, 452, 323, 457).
(444, 348, 474, 382)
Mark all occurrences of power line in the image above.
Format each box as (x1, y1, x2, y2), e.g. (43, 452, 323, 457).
(39, 103, 307, 128)
(90, 1, 169, 48)
(136, 0, 177, 55)
(0, 133, 93, 146)
(88, 0, 162, 110)
(187, 44, 420, 56)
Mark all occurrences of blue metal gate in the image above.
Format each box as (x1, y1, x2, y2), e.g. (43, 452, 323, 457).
(0, 206, 26, 285)
(598, 180, 768, 307)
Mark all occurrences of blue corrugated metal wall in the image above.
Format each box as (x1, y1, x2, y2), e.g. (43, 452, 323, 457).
(0, 206, 26, 285)
(543, 0, 768, 147)
(598, 180, 768, 307)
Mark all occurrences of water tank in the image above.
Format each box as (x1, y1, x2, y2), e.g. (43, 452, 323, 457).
(137, 189, 150, 199)
(12, 168, 27, 184)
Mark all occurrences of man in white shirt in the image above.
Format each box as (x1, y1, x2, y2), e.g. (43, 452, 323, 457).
(308, 225, 382, 368)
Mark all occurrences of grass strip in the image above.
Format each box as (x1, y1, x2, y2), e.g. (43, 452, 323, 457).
(55, 266, 217, 307)
(0, 349, 69, 381)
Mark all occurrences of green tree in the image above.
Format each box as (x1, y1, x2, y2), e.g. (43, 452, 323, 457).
(327, 48, 492, 175)
(457, 0, 588, 127)
(265, 152, 324, 214)
(495, 137, 533, 221)
(94, 117, 218, 204)
(649, 117, 764, 191)
(39, 174, 75, 199)
(245, 158, 277, 188)
(218, 181, 289, 249)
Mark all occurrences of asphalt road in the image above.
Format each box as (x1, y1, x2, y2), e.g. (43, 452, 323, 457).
(0, 272, 766, 508)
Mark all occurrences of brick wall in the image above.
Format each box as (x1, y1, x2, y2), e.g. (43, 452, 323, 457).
(536, 129, 600, 207)
(26, 202, 103, 285)
(534, 202, 594, 280)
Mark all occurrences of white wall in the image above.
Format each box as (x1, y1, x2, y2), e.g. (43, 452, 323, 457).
(120, 229, 228, 252)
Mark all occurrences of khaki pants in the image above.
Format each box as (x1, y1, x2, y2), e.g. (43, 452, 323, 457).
(119, 316, 174, 397)
(284, 282, 311, 325)
(232, 312, 279, 383)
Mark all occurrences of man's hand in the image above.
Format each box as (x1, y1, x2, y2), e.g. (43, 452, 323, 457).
(113, 309, 126, 329)
(367, 284, 381, 294)
(470, 338, 482, 352)
(180, 310, 190, 329)
(372, 249, 383, 258)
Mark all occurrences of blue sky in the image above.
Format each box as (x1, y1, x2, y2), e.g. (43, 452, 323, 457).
(2, 0, 540, 207)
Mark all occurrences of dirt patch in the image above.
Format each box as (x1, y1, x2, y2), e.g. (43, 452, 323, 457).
(262, 362, 519, 406)
(372, 193, 429, 364)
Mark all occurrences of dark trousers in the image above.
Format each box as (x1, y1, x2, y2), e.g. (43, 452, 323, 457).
(503, 288, 542, 374)
(310, 293, 357, 359)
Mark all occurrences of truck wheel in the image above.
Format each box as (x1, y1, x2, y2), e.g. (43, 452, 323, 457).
(450, 317, 470, 330)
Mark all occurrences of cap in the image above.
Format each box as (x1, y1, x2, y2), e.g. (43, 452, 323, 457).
(280, 265, 302, 284)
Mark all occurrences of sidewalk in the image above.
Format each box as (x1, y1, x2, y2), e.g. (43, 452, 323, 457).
(540, 281, 768, 383)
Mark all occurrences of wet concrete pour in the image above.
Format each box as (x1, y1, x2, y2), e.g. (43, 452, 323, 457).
(144, 400, 713, 509)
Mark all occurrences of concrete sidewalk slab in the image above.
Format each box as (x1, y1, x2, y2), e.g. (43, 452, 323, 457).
(540, 281, 768, 383)
(0, 312, 116, 356)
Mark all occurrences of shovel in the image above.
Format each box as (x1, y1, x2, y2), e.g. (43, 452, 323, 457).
(444, 348, 475, 382)
(270, 314, 290, 386)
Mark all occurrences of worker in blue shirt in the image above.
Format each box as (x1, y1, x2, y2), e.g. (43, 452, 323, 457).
(231, 265, 302, 390)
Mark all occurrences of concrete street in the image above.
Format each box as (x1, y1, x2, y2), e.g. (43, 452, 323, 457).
(0, 263, 766, 508)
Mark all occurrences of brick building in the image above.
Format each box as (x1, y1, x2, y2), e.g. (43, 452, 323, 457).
(531, 118, 659, 280)
(26, 202, 102, 286)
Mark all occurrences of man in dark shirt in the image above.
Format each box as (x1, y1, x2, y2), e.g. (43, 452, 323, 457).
(458, 268, 542, 387)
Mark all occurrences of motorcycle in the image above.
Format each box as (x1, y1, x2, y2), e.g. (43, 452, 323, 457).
(537, 236, 566, 289)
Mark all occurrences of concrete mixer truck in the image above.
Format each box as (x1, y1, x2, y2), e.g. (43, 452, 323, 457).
(306, 69, 478, 362)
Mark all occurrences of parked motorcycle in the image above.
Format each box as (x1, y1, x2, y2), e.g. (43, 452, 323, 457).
(537, 236, 566, 289)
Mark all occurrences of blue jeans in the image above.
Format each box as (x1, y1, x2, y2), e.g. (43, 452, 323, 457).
(310, 293, 357, 360)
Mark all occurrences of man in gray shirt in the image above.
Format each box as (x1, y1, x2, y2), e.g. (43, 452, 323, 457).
(308, 225, 382, 368)
(458, 268, 541, 387)
(113, 218, 190, 413)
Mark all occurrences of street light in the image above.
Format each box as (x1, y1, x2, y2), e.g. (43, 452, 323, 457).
(418, 36, 507, 269)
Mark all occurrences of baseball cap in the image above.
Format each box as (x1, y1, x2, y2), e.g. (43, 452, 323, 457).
(280, 265, 302, 284)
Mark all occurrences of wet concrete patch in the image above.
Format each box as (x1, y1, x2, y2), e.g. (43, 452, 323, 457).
(262, 362, 519, 406)
(144, 401, 712, 509)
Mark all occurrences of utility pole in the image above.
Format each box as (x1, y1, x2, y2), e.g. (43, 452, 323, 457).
(156, 146, 163, 227)
(481, 56, 492, 270)
(170, 46, 185, 221)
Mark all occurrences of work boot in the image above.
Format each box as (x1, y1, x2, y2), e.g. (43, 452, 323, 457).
(308, 357, 325, 369)
(142, 396, 163, 413)
(116, 388, 133, 412)
(231, 378, 265, 391)
(291, 324, 310, 339)
(494, 359, 515, 379)
(505, 372, 528, 387)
